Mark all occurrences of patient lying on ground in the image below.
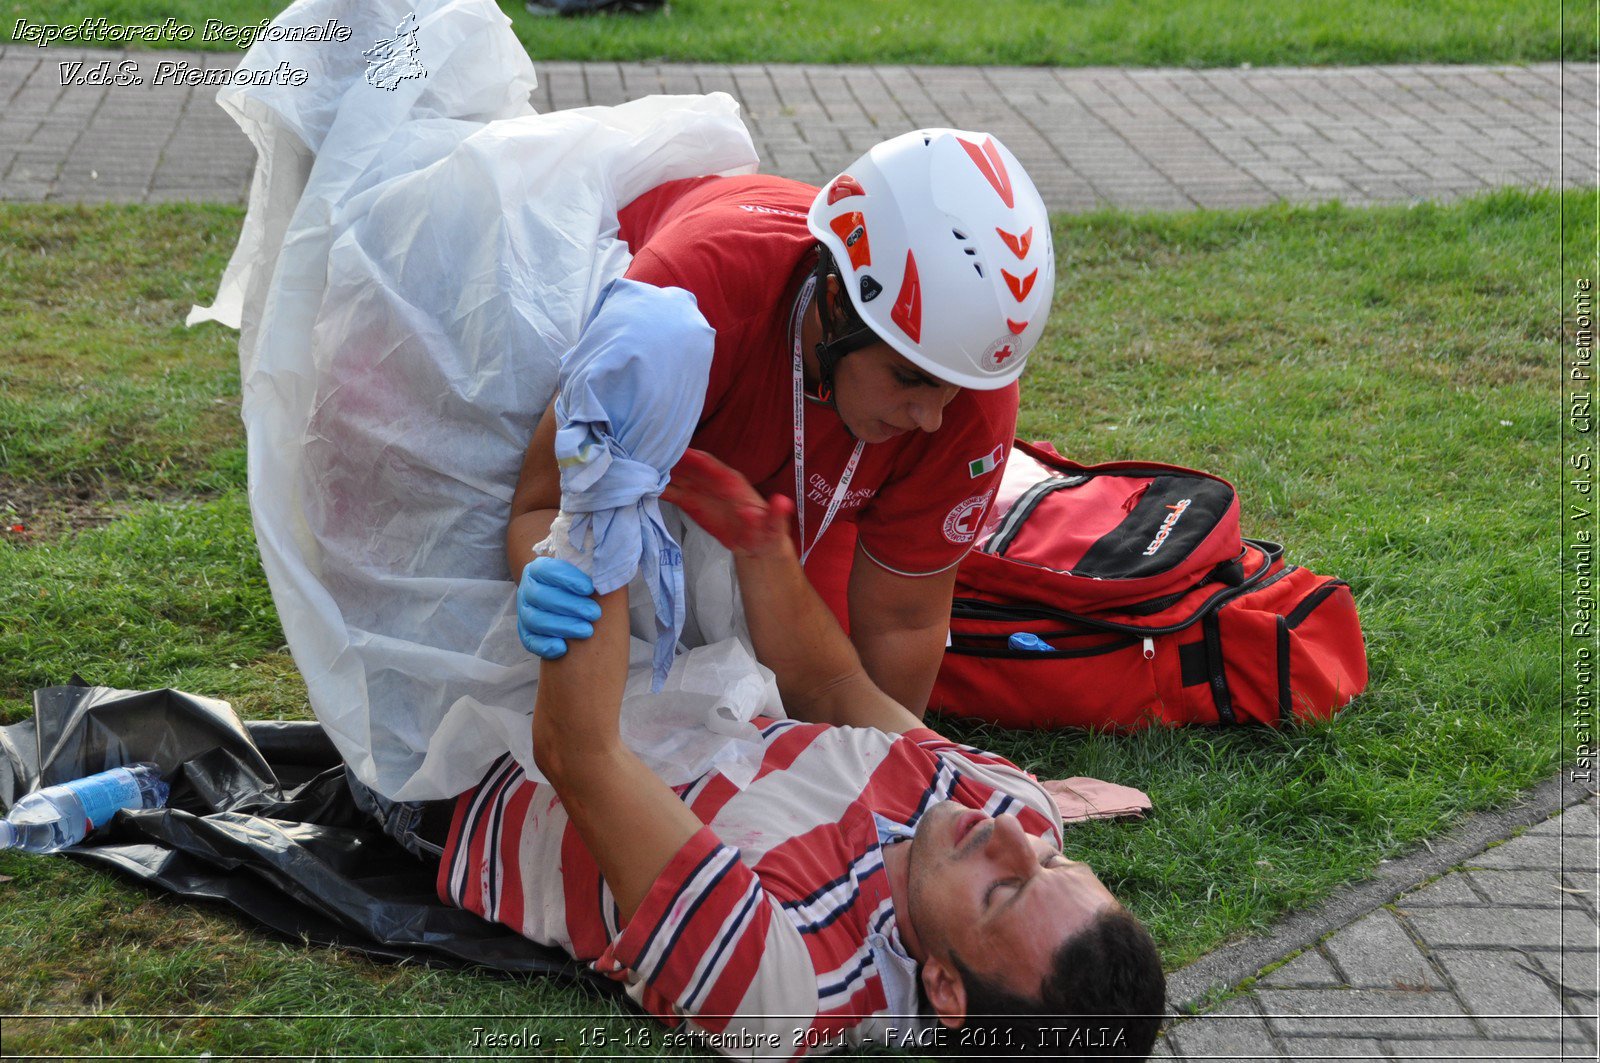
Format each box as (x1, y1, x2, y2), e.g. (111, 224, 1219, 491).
(437, 453, 1166, 1060)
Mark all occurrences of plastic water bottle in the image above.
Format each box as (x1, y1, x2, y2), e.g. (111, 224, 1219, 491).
(0, 763, 169, 853)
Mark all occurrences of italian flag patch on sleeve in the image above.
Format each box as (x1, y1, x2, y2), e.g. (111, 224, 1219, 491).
(968, 444, 1006, 478)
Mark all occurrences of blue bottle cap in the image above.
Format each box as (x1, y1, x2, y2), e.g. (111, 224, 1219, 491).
(1008, 632, 1053, 653)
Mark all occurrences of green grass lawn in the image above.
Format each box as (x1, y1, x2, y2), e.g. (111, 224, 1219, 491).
(0, 0, 1582, 66)
(0, 189, 1574, 1055)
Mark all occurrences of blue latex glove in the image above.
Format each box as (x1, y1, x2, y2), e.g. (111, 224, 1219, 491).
(517, 557, 601, 660)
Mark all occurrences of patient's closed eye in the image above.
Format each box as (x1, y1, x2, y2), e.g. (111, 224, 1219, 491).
(985, 854, 1063, 906)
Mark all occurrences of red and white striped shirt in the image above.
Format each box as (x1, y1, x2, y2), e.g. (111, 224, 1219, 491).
(438, 719, 1060, 1059)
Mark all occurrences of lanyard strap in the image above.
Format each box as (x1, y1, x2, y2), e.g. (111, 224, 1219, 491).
(791, 276, 866, 566)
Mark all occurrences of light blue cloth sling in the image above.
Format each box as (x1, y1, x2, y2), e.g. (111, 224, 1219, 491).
(553, 278, 714, 689)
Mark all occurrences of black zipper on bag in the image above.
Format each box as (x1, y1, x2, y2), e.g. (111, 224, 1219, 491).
(950, 627, 1110, 644)
(1202, 613, 1237, 724)
(952, 539, 1289, 639)
(1114, 556, 1247, 617)
(946, 635, 1143, 660)
(1285, 580, 1348, 629)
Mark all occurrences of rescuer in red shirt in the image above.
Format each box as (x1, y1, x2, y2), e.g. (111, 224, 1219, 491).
(508, 128, 1056, 714)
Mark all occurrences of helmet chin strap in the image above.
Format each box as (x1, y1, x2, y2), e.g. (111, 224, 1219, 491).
(810, 244, 881, 411)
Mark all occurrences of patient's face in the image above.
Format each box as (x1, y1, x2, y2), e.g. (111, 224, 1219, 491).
(904, 801, 1119, 998)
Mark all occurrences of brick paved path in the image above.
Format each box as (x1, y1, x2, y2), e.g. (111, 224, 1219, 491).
(0, 48, 1590, 210)
(1156, 792, 1598, 1060)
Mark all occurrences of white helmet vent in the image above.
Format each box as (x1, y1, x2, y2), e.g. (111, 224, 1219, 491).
(951, 228, 984, 276)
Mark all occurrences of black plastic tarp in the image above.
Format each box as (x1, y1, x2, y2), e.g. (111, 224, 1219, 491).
(0, 683, 606, 989)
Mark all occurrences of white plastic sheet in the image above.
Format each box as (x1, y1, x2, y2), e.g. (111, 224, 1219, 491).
(190, 0, 778, 800)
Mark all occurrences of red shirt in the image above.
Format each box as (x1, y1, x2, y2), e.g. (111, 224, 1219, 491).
(618, 175, 1018, 577)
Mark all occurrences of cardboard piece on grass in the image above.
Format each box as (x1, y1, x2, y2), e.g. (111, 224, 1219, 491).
(1041, 777, 1153, 824)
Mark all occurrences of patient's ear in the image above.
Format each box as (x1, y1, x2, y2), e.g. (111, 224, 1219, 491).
(921, 956, 968, 1029)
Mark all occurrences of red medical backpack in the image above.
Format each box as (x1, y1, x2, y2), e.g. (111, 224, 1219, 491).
(929, 441, 1368, 730)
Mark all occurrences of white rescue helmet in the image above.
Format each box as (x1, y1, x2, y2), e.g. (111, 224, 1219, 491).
(807, 128, 1054, 390)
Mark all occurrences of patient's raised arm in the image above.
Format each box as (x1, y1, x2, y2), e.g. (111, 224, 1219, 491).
(530, 583, 703, 922)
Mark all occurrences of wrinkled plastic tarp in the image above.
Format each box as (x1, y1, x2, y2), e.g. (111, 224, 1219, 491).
(549, 278, 714, 689)
(0, 684, 598, 980)
(187, 0, 771, 801)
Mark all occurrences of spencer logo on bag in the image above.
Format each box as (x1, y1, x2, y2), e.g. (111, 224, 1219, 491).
(1143, 499, 1192, 557)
